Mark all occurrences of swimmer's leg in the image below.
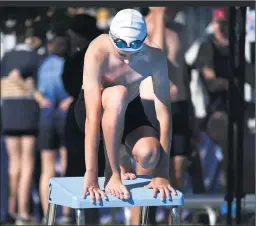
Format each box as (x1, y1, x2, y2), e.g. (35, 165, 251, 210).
(119, 145, 136, 180)
(125, 126, 160, 170)
(101, 85, 130, 200)
(125, 126, 160, 225)
(131, 163, 154, 225)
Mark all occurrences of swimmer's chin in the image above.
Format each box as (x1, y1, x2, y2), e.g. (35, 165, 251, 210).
(117, 50, 136, 57)
(116, 48, 143, 58)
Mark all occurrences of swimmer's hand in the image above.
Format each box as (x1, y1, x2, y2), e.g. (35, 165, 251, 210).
(145, 177, 177, 201)
(83, 172, 107, 204)
(105, 174, 130, 200)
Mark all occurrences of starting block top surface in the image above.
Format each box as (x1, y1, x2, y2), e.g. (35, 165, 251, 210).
(48, 176, 184, 209)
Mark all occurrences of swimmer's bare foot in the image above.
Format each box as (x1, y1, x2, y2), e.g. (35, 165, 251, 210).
(104, 173, 130, 200)
(120, 155, 136, 180)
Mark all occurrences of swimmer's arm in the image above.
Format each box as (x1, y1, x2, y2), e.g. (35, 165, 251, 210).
(83, 48, 103, 175)
(151, 52, 172, 177)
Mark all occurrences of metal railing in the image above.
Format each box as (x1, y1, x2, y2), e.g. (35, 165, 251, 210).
(183, 194, 256, 210)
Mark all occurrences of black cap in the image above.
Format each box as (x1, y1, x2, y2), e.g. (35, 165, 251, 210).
(69, 14, 102, 40)
(46, 25, 67, 42)
(25, 23, 46, 41)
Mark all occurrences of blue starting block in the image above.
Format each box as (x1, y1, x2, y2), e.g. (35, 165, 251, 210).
(46, 176, 184, 225)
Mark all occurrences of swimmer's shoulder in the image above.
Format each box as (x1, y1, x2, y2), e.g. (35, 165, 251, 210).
(84, 34, 111, 61)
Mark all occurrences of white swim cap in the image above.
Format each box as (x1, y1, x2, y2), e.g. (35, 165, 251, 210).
(109, 9, 147, 52)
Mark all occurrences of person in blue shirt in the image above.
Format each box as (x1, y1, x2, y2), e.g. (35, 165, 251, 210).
(37, 33, 73, 222)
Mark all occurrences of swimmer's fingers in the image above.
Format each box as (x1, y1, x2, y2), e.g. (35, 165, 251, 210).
(159, 188, 165, 201)
(98, 189, 108, 200)
(83, 187, 88, 199)
(144, 181, 153, 189)
(164, 187, 171, 200)
(93, 188, 101, 204)
(168, 184, 177, 196)
(152, 188, 158, 198)
(88, 187, 95, 203)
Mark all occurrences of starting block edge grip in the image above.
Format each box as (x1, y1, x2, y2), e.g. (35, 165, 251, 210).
(48, 177, 184, 209)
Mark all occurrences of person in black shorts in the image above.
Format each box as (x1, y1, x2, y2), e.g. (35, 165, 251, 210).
(74, 9, 176, 205)
(1, 27, 49, 224)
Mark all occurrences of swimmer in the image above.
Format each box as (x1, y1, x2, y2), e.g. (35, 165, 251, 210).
(74, 8, 176, 203)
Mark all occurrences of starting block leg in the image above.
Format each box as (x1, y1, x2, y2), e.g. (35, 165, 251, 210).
(139, 206, 149, 225)
(76, 209, 85, 225)
(170, 206, 181, 225)
(46, 203, 57, 225)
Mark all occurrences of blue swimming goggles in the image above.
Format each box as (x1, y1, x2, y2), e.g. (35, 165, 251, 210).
(109, 32, 147, 50)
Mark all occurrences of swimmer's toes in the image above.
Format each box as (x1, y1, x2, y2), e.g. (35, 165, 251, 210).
(114, 189, 120, 199)
(121, 173, 129, 180)
(120, 185, 130, 200)
(105, 188, 111, 195)
(128, 173, 136, 180)
(121, 172, 136, 180)
(118, 188, 124, 199)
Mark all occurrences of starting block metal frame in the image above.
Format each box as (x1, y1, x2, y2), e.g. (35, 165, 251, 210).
(46, 176, 184, 225)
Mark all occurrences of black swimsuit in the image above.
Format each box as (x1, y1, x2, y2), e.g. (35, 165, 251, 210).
(74, 89, 155, 143)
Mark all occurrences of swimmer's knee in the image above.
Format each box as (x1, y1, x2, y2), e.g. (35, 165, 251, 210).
(102, 85, 128, 111)
(138, 143, 160, 170)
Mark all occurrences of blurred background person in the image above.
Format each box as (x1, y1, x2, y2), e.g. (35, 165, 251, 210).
(195, 8, 230, 147)
(36, 30, 73, 224)
(0, 26, 49, 225)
